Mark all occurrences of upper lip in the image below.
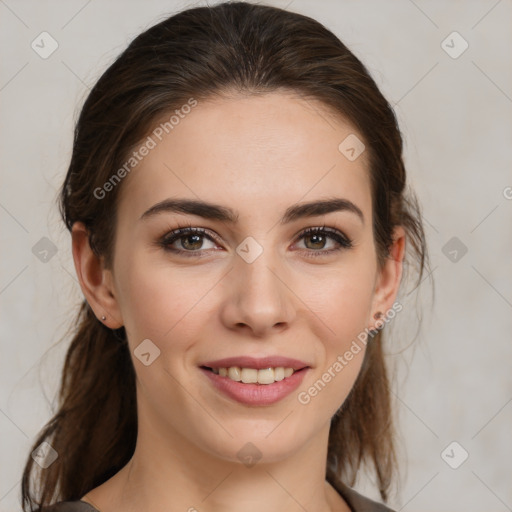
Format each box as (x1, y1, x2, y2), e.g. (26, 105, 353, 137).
(200, 356, 311, 371)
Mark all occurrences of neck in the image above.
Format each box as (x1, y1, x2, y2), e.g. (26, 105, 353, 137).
(85, 413, 350, 512)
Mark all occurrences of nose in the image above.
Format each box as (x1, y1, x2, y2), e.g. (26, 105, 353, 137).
(219, 245, 296, 338)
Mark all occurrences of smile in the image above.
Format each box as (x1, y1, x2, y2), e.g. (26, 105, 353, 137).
(200, 366, 310, 406)
(203, 366, 296, 384)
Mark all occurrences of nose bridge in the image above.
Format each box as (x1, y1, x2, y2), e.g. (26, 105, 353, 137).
(237, 234, 284, 304)
(226, 234, 294, 334)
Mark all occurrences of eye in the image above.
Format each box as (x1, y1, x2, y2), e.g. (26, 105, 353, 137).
(158, 226, 219, 257)
(157, 224, 353, 258)
(293, 226, 353, 258)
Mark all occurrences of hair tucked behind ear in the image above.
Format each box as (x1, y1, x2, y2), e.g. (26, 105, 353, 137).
(21, 1, 429, 509)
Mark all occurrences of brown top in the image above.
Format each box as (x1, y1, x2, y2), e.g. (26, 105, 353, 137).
(38, 479, 395, 512)
(331, 478, 395, 512)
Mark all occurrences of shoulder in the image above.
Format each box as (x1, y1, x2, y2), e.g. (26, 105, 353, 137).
(329, 477, 396, 512)
(34, 501, 100, 512)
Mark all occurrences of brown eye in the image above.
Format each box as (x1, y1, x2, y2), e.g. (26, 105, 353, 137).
(158, 225, 353, 259)
(180, 233, 205, 251)
(295, 226, 352, 257)
(159, 227, 218, 257)
(303, 232, 329, 250)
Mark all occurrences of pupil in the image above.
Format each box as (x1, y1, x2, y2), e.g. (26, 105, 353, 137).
(308, 234, 325, 249)
(183, 234, 202, 250)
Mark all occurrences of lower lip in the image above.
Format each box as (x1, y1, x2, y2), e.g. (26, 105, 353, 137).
(200, 367, 309, 406)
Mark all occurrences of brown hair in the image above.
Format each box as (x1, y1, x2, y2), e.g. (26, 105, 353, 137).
(21, 1, 429, 509)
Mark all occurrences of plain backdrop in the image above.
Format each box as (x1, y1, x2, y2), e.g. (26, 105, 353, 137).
(1, 1, 511, 511)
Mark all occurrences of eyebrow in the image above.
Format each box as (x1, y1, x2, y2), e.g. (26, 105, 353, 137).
(139, 197, 364, 225)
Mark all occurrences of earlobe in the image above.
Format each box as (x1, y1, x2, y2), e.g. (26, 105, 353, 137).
(370, 226, 406, 325)
(71, 221, 124, 329)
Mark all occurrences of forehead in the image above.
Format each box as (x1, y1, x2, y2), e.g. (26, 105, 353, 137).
(116, 90, 372, 226)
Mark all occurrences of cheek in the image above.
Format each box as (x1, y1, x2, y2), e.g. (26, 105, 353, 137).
(115, 251, 219, 346)
(294, 276, 374, 419)
(301, 265, 376, 344)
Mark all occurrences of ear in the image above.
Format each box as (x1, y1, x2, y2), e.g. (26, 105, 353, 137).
(370, 225, 406, 327)
(71, 221, 124, 329)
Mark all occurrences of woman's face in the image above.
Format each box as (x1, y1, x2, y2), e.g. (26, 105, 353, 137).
(97, 91, 402, 464)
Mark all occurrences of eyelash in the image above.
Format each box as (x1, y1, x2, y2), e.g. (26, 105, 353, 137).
(157, 223, 353, 259)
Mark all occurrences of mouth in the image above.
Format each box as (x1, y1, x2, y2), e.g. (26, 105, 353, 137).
(199, 364, 311, 406)
(200, 365, 309, 385)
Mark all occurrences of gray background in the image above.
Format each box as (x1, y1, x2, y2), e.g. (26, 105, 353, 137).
(1, 0, 511, 510)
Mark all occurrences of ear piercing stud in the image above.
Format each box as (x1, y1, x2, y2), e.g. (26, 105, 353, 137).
(369, 311, 384, 338)
(101, 315, 106, 321)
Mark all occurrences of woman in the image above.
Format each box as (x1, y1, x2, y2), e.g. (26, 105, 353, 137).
(21, 2, 429, 511)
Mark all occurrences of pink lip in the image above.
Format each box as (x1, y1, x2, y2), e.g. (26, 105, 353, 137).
(200, 366, 310, 406)
(199, 355, 310, 371)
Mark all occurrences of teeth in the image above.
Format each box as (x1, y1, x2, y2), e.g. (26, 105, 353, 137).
(211, 366, 296, 384)
(228, 367, 241, 381)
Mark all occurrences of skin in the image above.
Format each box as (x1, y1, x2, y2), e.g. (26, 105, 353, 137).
(72, 90, 405, 512)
